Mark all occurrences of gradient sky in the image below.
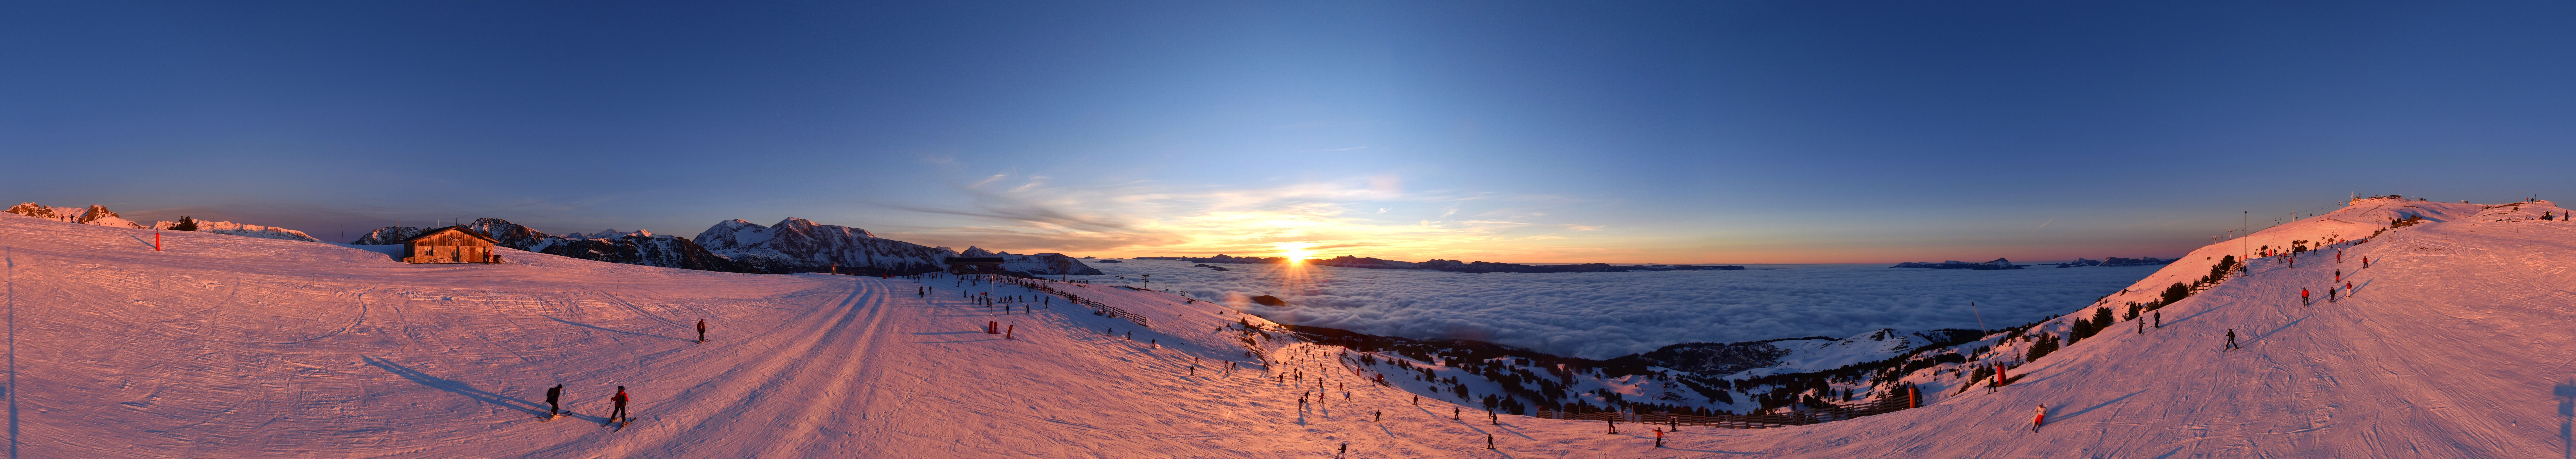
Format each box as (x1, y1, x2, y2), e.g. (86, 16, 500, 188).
(8, 1, 2575, 263)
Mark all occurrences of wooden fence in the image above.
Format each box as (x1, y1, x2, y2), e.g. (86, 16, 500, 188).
(1533, 397, 1913, 429)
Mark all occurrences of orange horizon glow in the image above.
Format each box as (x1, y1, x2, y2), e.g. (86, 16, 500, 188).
(1278, 242, 1315, 263)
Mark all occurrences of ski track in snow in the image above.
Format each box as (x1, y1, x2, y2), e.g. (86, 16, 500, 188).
(2, 198, 2572, 457)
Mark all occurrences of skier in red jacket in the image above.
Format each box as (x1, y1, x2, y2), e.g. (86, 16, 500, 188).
(609, 387, 630, 424)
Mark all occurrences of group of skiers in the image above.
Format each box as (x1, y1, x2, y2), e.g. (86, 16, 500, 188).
(530, 320, 708, 428)
(541, 383, 631, 426)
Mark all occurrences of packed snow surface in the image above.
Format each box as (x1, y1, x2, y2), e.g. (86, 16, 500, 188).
(1724, 198, 2576, 457)
(0, 212, 1701, 457)
(4, 196, 2571, 458)
(1089, 261, 2157, 359)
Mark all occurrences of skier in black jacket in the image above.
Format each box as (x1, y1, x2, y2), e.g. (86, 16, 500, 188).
(546, 384, 563, 417)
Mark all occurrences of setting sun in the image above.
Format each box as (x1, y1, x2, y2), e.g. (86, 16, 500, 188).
(1278, 242, 1316, 262)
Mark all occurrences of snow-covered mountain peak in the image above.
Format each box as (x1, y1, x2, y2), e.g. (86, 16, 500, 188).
(5, 202, 144, 228)
(565, 229, 658, 240)
(770, 217, 875, 238)
(691, 217, 948, 275)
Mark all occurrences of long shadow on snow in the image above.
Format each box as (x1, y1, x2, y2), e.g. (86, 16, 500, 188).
(2554, 380, 2575, 459)
(363, 355, 550, 417)
(2052, 389, 2145, 423)
(543, 315, 692, 342)
(2254, 314, 2310, 343)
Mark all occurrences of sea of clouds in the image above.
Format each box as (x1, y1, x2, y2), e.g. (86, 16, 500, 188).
(1083, 260, 2161, 359)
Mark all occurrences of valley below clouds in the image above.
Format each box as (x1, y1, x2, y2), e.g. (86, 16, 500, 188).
(1090, 259, 2161, 359)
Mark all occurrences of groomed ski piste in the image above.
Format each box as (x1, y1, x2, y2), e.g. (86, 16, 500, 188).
(2, 195, 2571, 457)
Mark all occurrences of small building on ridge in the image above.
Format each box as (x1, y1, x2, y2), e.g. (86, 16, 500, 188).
(401, 226, 502, 264)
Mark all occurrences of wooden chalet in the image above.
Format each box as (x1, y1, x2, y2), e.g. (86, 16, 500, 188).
(400, 225, 502, 264)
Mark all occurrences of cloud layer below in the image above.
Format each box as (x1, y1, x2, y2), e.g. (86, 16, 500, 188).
(1088, 260, 2158, 359)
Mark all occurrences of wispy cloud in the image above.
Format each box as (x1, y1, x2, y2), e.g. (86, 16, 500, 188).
(871, 174, 1587, 259)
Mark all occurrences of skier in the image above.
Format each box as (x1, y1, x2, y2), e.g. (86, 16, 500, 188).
(2225, 329, 2241, 350)
(1487, 434, 1495, 450)
(1338, 443, 1348, 459)
(2154, 311, 2161, 328)
(1607, 418, 1618, 434)
(2137, 319, 2144, 334)
(2363, 257, 2370, 268)
(2336, 251, 2342, 263)
(1374, 409, 1382, 422)
(697, 320, 708, 343)
(2029, 405, 2047, 432)
(545, 384, 563, 418)
(2300, 288, 2310, 306)
(2335, 270, 2341, 282)
(608, 386, 630, 425)
(1654, 428, 1665, 448)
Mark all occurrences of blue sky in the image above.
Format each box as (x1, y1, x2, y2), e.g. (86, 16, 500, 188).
(7, 1, 2574, 263)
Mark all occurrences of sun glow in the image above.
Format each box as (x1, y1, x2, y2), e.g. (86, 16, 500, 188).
(1278, 242, 1316, 262)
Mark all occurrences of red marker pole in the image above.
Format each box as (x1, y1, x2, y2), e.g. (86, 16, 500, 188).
(154, 233, 161, 251)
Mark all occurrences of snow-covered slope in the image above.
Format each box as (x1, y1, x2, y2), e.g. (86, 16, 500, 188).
(6, 202, 320, 241)
(3, 211, 1701, 457)
(7, 196, 2569, 458)
(1703, 198, 2576, 457)
(2091, 196, 2521, 311)
(156, 219, 323, 242)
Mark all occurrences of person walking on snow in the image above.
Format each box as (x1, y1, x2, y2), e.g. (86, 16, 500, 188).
(545, 384, 563, 418)
(697, 320, 708, 343)
(608, 386, 630, 424)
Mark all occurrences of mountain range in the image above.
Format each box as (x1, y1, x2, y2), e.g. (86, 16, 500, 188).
(346, 217, 1101, 277)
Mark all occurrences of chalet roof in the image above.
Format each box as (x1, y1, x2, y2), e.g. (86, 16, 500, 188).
(945, 257, 1006, 264)
(400, 225, 502, 244)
